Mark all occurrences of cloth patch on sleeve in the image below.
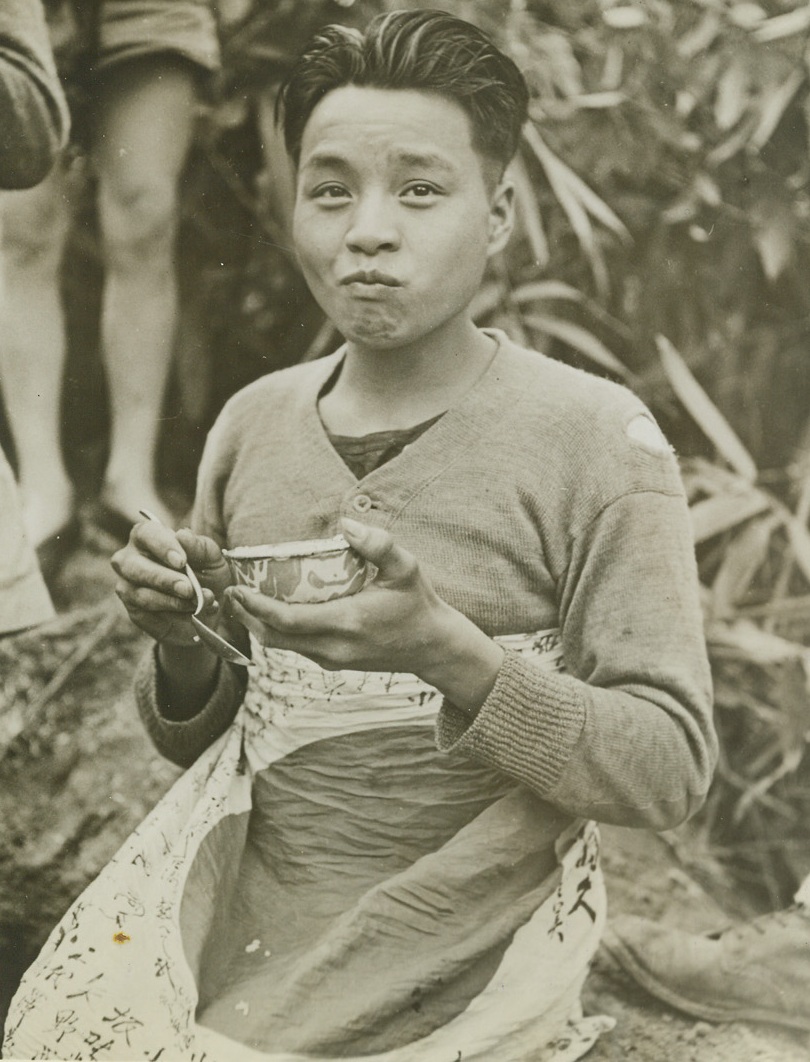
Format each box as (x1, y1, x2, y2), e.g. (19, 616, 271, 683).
(626, 414, 672, 455)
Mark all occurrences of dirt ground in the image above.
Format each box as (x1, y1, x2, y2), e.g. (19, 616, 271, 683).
(1, 535, 808, 1061)
(589, 829, 810, 1062)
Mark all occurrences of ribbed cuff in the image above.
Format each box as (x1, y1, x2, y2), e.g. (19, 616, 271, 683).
(134, 643, 247, 768)
(435, 649, 587, 796)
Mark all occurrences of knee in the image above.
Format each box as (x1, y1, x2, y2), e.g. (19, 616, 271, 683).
(98, 175, 179, 269)
(2, 200, 67, 271)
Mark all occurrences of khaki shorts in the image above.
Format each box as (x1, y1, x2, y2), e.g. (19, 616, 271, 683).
(96, 0, 220, 73)
(221, 0, 382, 88)
(51, 0, 219, 82)
(47, 0, 219, 145)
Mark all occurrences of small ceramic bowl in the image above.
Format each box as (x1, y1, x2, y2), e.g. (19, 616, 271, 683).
(222, 534, 367, 604)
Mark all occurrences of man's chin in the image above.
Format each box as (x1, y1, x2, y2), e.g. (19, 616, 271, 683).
(341, 317, 406, 350)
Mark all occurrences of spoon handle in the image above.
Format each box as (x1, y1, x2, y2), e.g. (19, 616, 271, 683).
(137, 508, 251, 667)
(181, 560, 206, 617)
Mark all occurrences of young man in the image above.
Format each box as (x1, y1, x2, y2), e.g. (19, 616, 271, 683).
(5, 11, 716, 1060)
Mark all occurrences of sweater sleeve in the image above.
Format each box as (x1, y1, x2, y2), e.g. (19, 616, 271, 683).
(133, 400, 250, 766)
(0, 0, 69, 189)
(134, 644, 247, 768)
(437, 472, 717, 831)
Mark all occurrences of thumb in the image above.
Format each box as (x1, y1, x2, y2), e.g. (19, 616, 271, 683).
(177, 529, 229, 575)
(341, 518, 415, 583)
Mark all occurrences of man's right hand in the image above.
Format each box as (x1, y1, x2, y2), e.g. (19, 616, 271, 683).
(111, 518, 232, 646)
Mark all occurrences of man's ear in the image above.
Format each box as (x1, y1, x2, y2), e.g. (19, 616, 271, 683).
(487, 177, 516, 257)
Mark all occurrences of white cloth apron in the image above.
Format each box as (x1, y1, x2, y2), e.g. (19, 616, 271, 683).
(4, 630, 614, 1061)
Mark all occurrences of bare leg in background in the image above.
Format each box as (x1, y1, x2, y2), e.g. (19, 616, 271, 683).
(93, 56, 199, 527)
(0, 163, 73, 547)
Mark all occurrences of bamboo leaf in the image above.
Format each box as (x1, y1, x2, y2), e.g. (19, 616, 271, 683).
(710, 512, 781, 617)
(706, 111, 760, 166)
(715, 59, 750, 131)
(603, 7, 648, 29)
(737, 595, 810, 625)
(707, 617, 810, 666)
(512, 280, 585, 304)
(682, 456, 752, 495)
(733, 756, 802, 823)
(749, 69, 804, 151)
(656, 335, 759, 482)
(677, 11, 721, 58)
(534, 133, 631, 243)
(522, 124, 608, 293)
(541, 31, 584, 98)
(752, 211, 794, 281)
(523, 313, 629, 377)
(600, 43, 624, 90)
(511, 155, 549, 269)
(753, 6, 810, 43)
(570, 91, 627, 109)
(728, 4, 767, 31)
(783, 513, 810, 586)
(689, 490, 773, 543)
(694, 172, 722, 207)
(522, 123, 632, 244)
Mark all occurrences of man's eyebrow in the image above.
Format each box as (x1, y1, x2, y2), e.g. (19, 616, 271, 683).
(300, 151, 352, 172)
(301, 149, 456, 173)
(393, 150, 455, 172)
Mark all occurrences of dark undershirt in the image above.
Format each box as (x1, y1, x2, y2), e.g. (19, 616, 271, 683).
(326, 413, 445, 480)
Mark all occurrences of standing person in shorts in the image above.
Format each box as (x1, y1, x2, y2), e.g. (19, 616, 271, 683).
(0, 0, 70, 634)
(0, 0, 219, 579)
(5, 11, 717, 1060)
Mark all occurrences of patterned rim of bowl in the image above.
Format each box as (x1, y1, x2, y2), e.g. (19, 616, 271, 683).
(222, 534, 353, 561)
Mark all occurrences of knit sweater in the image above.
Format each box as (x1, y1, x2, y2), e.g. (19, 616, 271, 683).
(0, 0, 69, 189)
(136, 330, 717, 830)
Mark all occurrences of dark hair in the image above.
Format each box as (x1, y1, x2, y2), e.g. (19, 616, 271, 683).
(277, 9, 529, 176)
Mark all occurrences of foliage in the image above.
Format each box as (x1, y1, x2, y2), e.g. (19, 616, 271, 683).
(470, 0, 810, 905)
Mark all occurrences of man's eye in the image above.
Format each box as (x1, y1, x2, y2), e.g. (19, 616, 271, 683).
(402, 183, 440, 200)
(312, 184, 350, 201)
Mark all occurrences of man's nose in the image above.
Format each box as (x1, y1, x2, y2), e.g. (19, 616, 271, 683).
(345, 193, 400, 255)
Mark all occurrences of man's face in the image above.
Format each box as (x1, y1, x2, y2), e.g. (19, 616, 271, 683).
(292, 86, 513, 355)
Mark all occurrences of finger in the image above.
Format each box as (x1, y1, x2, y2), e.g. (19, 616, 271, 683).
(340, 518, 417, 583)
(130, 518, 188, 572)
(227, 596, 285, 647)
(198, 590, 220, 619)
(112, 548, 196, 601)
(121, 605, 199, 647)
(177, 529, 229, 574)
(115, 581, 197, 614)
(226, 590, 338, 647)
(227, 596, 352, 671)
(225, 585, 345, 633)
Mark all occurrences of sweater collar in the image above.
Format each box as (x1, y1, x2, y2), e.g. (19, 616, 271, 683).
(295, 329, 518, 514)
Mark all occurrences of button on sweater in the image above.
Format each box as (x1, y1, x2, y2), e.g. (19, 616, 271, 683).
(135, 330, 717, 831)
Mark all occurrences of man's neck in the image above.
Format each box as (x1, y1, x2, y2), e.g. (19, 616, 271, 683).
(319, 322, 495, 436)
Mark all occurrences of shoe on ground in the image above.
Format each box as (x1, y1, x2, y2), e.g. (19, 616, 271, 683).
(601, 905, 810, 1032)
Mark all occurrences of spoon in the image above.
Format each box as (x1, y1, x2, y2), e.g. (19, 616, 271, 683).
(138, 509, 251, 667)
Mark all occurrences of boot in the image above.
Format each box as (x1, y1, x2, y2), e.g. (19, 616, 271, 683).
(601, 905, 810, 1031)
